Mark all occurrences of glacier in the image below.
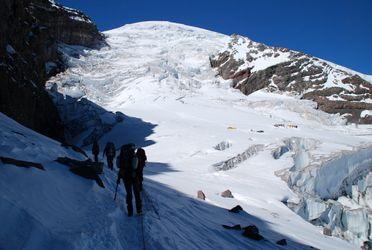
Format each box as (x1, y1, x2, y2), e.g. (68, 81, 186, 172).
(1, 21, 371, 249)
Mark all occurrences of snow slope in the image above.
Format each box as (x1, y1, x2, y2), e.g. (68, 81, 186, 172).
(0, 112, 150, 249)
(2, 21, 372, 249)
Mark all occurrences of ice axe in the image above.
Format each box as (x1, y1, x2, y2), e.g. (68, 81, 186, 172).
(114, 177, 120, 201)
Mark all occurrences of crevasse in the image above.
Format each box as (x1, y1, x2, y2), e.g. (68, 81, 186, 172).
(275, 138, 372, 247)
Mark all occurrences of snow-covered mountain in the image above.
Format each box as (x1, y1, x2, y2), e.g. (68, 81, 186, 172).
(211, 35, 372, 124)
(1, 21, 372, 249)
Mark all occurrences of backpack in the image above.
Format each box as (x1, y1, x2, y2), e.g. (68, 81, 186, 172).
(135, 148, 147, 175)
(119, 144, 138, 180)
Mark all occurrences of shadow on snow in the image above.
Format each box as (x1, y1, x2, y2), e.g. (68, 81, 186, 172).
(48, 90, 157, 150)
(106, 162, 318, 250)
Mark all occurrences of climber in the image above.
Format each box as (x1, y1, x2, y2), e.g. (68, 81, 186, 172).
(103, 142, 116, 170)
(92, 139, 99, 162)
(136, 148, 147, 191)
(117, 143, 142, 216)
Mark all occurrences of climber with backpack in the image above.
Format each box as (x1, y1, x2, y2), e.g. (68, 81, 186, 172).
(136, 148, 147, 191)
(116, 143, 142, 216)
(92, 139, 99, 162)
(103, 142, 116, 170)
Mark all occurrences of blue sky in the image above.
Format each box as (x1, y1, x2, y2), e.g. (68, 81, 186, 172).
(59, 0, 372, 74)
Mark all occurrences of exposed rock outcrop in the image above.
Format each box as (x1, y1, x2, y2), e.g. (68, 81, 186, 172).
(56, 157, 104, 187)
(0, 0, 104, 141)
(276, 239, 287, 246)
(229, 205, 243, 213)
(242, 225, 263, 241)
(197, 190, 206, 200)
(221, 189, 234, 198)
(0, 156, 45, 171)
(222, 224, 242, 230)
(211, 35, 372, 124)
(60, 142, 89, 158)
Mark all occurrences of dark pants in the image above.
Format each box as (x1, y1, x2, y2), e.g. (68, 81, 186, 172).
(137, 165, 144, 191)
(138, 171, 144, 191)
(94, 154, 98, 162)
(106, 156, 114, 170)
(124, 179, 142, 215)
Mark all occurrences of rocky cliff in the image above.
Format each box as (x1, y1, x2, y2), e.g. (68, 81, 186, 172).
(0, 0, 104, 141)
(211, 35, 372, 124)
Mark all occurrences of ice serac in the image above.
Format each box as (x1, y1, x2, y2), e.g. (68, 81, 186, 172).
(210, 35, 372, 124)
(213, 144, 264, 171)
(0, 0, 104, 141)
(275, 138, 372, 246)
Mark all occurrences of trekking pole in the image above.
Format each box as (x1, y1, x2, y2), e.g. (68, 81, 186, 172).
(114, 181, 119, 201)
(114, 175, 121, 201)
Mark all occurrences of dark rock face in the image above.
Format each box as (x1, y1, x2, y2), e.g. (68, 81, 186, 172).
(56, 157, 104, 187)
(276, 239, 287, 246)
(211, 35, 372, 124)
(361, 241, 372, 250)
(197, 190, 206, 200)
(323, 227, 332, 236)
(31, 1, 104, 47)
(229, 205, 243, 213)
(0, 156, 45, 171)
(0, 0, 104, 141)
(242, 225, 263, 241)
(221, 189, 234, 198)
(60, 142, 89, 158)
(222, 224, 242, 230)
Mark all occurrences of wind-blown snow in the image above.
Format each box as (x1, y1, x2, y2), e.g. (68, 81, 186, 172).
(3, 21, 372, 249)
(224, 35, 292, 72)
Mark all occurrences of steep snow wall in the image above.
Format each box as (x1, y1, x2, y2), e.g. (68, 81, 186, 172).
(275, 138, 372, 247)
(309, 147, 372, 199)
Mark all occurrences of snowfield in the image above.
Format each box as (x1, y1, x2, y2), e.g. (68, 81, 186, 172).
(2, 21, 372, 249)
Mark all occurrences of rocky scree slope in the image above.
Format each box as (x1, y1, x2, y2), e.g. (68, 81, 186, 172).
(210, 35, 372, 124)
(0, 0, 104, 141)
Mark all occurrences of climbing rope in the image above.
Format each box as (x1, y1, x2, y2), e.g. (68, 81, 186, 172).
(142, 189, 160, 220)
(140, 210, 146, 250)
(140, 189, 163, 249)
